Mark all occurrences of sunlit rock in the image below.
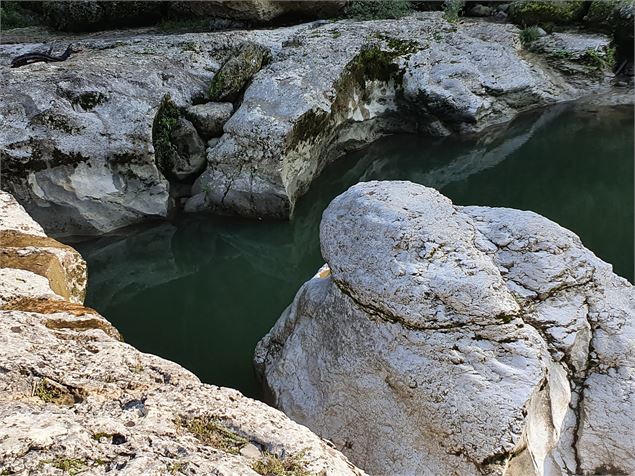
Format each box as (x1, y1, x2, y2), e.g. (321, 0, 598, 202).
(256, 181, 635, 476)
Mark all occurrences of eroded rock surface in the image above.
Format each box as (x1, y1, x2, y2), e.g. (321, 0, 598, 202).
(0, 192, 365, 475)
(0, 14, 620, 234)
(255, 181, 635, 476)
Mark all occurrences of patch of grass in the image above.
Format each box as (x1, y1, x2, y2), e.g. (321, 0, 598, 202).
(252, 450, 311, 476)
(34, 379, 69, 404)
(344, 0, 412, 20)
(374, 34, 419, 55)
(177, 416, 248, 454)
(47, 457, 85, 475)
(331, 30, 341, 39)
(443, 0, 464, 23)
(152, 94, 180, 176)
(549, 48, 573, 60)
(168, 461, 188, 474)
(519, 25, 543, 46)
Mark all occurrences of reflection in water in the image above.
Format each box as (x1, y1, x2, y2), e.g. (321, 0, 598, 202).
(73, 102, 634, 398)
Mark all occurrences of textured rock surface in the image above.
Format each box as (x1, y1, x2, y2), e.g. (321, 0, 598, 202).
(185, 102, 234, 140)
(186, 16, 616, 219)
(0, 14, 619, 234)
(0, 191, 365, 474)
(256, 181, 635, 476)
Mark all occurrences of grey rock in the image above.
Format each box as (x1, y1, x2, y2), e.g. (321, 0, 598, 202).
(185, 102, 234, 140)
(256, 181, 635, 476)
(208, 41, 271, 102)
(468, 4, 494, 17)
(0, 190, 365, 475)
(0, 15, 620, 234)
(187, 16, 617, 220)
(167, 117, 207, 181)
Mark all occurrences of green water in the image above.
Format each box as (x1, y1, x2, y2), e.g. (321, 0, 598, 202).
(74, 102, 634, 398)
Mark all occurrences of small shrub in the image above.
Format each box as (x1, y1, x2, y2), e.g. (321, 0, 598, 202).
(443, 0, 465, 22)
(0, 2, 41, 30)
(345, 0, 412, 20)
(177, 416, 248, 454)
(519, 25, 543, 46)
(252, 450, 310, 476)
(583, 46, 616, 71)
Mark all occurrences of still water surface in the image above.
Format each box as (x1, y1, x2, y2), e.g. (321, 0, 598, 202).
(74, 102, 634, 398)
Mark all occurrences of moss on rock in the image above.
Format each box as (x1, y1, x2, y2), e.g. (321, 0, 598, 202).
(208, 42, 270, 102)
(152, 95, 180, 180)
(509, 0, 588, 25)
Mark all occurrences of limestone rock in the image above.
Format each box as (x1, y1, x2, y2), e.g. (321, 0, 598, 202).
(0, 191, 86, 304)
(187, 16, 617, 219)
(167, 117, 207, 181)
(185, 102, 234, 140)
(256, 181, 635, 476)
(0, 14, 620, 234)
(0, 196, 364, 474)
(208, 42, 271, 101)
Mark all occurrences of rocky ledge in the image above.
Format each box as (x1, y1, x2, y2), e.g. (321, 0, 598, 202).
(0, 189, 364, 475)
(255, 181, 635, 476)
(0, 12, 622, 235)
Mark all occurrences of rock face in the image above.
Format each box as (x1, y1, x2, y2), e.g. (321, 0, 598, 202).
(185, 16, 615, 220)
(0, 14, 618, 235)
(185, 102, 234, 140)
(0, 189, 364, 475)
(255, 181, 635, 476)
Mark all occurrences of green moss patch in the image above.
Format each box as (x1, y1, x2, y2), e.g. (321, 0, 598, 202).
(152, 95, 180, 178)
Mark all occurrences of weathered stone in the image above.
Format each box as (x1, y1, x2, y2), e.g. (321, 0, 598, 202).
(256, 181, 635, 476)
(0, 193, 364, 475)
(209, 42, 271, 101)
(187, 16, 618, 220)
(0, 192, 86, 303)
(184, 102, 234, 140)
(468, 4, 494, 16)
(167, 117, 207, 181)
(0, 14, 622, 234)
(528, 32, 615, 77)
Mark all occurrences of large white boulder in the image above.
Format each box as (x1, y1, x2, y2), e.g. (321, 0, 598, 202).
(256, 181, 634, 475)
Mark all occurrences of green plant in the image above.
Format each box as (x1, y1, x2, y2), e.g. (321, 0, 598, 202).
(583, 46, 616, 71)
(152, 95, 180, 175)
(168, 461, 188, 474)
(252, 450, 311, 476)
(34, 379, 67, 404)
(177, 416, 248, 454)
(0, 2, 41, 30)
(519, 25, 543, 46)
(443, 0, 465, 23)
(47, 457, 85, 475)
(344, 0, 412, 20)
